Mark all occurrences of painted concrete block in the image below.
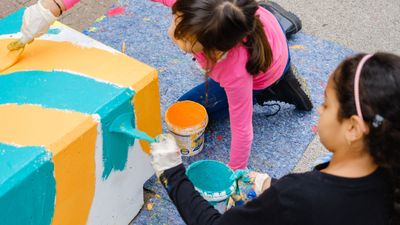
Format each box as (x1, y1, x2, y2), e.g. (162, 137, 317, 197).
(0, 9, 162, 225)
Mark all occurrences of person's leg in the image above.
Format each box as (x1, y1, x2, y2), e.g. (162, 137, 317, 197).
(258, 1, 302, 39)
(255, 63, 313, 111)
(178, 78, 229, 121)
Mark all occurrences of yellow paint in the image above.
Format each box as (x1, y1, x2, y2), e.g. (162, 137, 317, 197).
(0, 38, 157, 90)
(0, 104, 97, 225)
(51, 119, 97, 225)
(0, 46, 24, 72)
(146, 203, 154, 211)
(133, 77, 162, 154)
(0, 37, 162, 153)
(290, 45, 305, 50)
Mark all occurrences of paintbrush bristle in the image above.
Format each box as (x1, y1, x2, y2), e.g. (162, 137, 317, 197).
(7, 40, 25, 51)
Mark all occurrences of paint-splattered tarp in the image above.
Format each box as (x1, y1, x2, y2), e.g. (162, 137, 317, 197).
(86, 0, 354, 224)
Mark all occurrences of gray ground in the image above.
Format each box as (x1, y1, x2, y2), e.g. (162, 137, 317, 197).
(1, 0, 399, 172)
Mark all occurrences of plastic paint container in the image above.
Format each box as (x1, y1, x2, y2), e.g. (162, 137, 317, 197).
(165, 101, 208, 156)
(186, 160, 236, 212)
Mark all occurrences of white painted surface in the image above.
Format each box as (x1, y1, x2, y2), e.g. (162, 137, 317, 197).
(87, 123, 154, 225)
(0, 23, 119, 54)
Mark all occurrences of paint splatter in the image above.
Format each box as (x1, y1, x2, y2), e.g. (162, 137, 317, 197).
(47, 28, 61, 35)
(88, 27, 98, 32)
(95, 15, 106, 23)
(217, 135, 223, 141)
(170, 59, 180, 65)
(311, 125, 318, 134)
(147, 203, 154, 211)
(290, 45, 305, 50)
(107, 7, 126, 17)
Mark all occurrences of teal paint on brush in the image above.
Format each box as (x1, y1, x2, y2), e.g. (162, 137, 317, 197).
(0, 70, 152, 178)
(109, 112, 156, 143)
(0, 143, 55, 225)
(0, 8, 25, 35)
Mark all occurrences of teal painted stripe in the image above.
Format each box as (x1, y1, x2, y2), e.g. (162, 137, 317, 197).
(98, 95, 136, 178)
(0, 143, 55, 225)
(0, 70, 138, 178)
(0, 8, 25, 35)
(0, 71, 130, 114)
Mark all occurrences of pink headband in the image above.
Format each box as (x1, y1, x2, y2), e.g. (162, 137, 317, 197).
(354, 54, 374, 123)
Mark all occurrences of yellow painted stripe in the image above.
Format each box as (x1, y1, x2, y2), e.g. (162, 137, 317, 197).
(0, 38, 157, 91)
(133, 77, 162, 153)
(0, 104, 96, 225)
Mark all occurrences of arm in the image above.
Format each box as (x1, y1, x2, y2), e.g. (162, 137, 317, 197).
(224, 73, 254, 170)
(16, 0, 78, 47)
(163, 164, 223, 225)
(163, 164, 283, 225)
(61, 0, 80, 10)
(151, 0, 177, 7)
(150, 135, 286, 225)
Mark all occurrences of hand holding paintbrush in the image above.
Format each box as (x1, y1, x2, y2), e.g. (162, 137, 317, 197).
(0, 0, 61, 72)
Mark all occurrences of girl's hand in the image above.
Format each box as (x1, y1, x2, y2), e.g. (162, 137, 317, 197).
(150, 134, 183, 178)
(227, 171, 271, 210)
(20, 0, 58, 44)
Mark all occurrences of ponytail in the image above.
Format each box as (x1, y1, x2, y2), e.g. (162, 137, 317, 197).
(243, 17, 273, 75)
(333, 53, 400, 224)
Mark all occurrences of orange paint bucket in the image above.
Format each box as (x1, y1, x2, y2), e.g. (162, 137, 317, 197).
(165, 101, 208, 156)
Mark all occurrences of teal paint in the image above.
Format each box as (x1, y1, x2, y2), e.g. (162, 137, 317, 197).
(0, 143, 55, 225)
(0, 8, 25, 35)
(0, 71, 126, 113)
(0, 70, 142, 178)
(47, 28, 61, 35)
(186, 160, 234, 193)
(109, 112, 156, 143)
(97, 91, 137, 178)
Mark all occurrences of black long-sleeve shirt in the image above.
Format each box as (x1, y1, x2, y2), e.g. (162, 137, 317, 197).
(160, 163, 391, 225)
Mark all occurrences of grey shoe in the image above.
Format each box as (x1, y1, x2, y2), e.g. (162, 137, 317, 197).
(256, 64, 313, 111)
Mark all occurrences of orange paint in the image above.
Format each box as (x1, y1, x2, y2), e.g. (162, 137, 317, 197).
(0, 38, 157, 91)
(133, 77, 162, 154)
(0, 104, 97, 225)
(165, 101, 207, 128)
(51, 121, 97, 225)
(0, 47, 24, 72)
(0, 38, 162, 154)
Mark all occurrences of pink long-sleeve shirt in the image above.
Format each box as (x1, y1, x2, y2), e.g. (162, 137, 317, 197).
(62, 0, 80, 10)
(161, 0, 288, 170)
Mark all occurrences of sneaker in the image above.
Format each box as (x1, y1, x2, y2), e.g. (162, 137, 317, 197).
(258, 1, 302, 38)
(256, 64, 313, 111)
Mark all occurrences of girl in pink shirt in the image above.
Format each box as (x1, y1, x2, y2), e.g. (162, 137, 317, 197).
(153, 0, 313, 170)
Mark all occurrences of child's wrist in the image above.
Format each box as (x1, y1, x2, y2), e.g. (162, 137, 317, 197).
(254, 173, 271, 195)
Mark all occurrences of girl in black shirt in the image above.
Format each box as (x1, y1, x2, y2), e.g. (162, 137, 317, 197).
(150, 52, 400, 225)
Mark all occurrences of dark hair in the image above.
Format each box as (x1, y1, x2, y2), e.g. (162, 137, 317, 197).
(172, 0, 273, 75)
(333, 52, 400, 224)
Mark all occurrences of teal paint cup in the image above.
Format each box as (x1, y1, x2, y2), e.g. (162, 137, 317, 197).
(186, 160, 236, 212)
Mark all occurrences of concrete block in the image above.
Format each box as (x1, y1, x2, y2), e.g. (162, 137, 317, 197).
(0, 9, 161, 225)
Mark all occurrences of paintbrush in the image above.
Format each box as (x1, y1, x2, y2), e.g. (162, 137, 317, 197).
(0, 40, 26, 73)
(121, 41, 126, 54)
